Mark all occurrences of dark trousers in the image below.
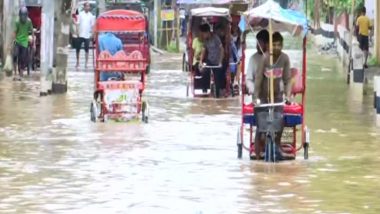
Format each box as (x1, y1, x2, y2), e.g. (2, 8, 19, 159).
(75, 37, 90, 54)
(206, 62, 225, 98)
(13, 43, 28, 75)
(193, 62, 210, 90)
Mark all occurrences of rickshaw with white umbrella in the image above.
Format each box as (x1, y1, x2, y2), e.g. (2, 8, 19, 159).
(237, 0, 310, 162)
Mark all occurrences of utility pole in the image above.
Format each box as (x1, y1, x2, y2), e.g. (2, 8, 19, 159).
(375, 0, 380, 64)
(2, 0, 19, 68)
(154, 0, 160, 47)
(52, 0, 72, 94)
(40, 0, 55, 95)
(0, 0, 3, 64)
(98, 0, 106, 14)
(347, 0, 355, 84)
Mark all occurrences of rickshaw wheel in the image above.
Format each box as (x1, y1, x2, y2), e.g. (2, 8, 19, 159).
(211, 83, 216, 98)
(304, 143, 309, 160)
(237, 144, 243, 159)
(182, 53, 186, 72)
(186, 83, 189, 97)
(146, 65, 150, 75)
(27, 47, 34, 75)
(90, 101, 98, 122)
(237, 127, 242, 159)
(142, 101, 149, 123)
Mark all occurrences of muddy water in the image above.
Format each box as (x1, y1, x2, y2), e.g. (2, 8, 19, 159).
(0, 50, 379, 214)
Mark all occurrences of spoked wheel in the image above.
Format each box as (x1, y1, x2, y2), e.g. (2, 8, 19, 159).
(186, 82, 190, 97)
(251, 134, 260, 161)
(27, 46, 34, 76)
(237, 127, 242, 159)
(182, 53, 187, 72)
(264, 136, 280, 162)
(304, 127, 310, 160)
(304, 143, 309, 160)
(211, 83, 217, 98)
(90, 100, 98, 122)
(142, 101, 149, 123)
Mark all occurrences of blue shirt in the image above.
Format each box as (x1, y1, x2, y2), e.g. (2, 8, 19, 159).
(98, 32, 123, 55)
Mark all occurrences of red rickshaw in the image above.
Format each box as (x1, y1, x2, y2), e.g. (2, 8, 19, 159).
(90, 10, 150, 123)
(237, 0, 310, 161)
(185, 7, 233, 98)
(26, 1, 42, 74)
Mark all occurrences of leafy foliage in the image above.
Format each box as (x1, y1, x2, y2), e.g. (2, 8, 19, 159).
(306, 0, 364, 19)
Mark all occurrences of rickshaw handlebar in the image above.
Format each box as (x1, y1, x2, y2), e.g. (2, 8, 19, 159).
(202, 63, 222, 69)
(255, 102, 285, 108)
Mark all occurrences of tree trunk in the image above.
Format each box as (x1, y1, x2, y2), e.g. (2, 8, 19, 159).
(52, 0, 72, 93)
(314, 0, 321, 29)
(2, 0, 19, 66)
(98, 0, 106, 14)
(0, 0, 3, 63)
(40, 0, 55, 95)
(375, 0, 380, 64)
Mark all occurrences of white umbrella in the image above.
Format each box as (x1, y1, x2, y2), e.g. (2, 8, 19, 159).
(244, 0, 308, 103)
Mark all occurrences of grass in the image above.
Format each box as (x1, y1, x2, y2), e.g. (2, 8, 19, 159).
(166, 40, 179, 53)
(368, 56, 378, 67)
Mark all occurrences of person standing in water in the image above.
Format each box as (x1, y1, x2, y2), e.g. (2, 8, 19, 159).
(356, 6, 373, 68)
(76, 2, 95, 69)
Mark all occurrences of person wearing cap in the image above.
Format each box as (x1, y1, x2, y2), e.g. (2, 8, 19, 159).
(13, 7, 34, 78)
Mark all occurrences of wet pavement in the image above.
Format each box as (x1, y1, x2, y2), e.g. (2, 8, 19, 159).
(0, 49, 380, 214)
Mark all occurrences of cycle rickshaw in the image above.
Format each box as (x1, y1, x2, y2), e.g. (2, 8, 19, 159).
(26, 1, 42, 74)
(185, 7, 233, 98)
(237, 0, 310, 161)
(90, 10, 150, 123)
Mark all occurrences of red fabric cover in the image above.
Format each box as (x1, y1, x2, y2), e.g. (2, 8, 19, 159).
(96, 10, 146, 32)
(27, 7, 42, 29)
(243, 103, 303, 115)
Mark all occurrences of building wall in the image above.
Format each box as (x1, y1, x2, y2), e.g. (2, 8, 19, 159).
(375, 0, 380, 63)
(365, 0, 375, 19)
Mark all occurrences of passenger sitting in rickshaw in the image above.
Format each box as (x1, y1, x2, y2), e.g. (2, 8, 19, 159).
(229, 24, 242, 95)
(254, 32, 292, 159)
(246, 29, 269, 94)
(199, 23, 225, 98)
(98, 32, 123, 81)
(192, 32, 208, 92)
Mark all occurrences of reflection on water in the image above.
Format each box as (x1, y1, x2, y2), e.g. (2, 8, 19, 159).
(0, 51, 379, 213)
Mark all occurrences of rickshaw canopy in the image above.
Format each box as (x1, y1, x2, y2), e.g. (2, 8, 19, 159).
(96, 10, 146, 32)
(190, 7, 230, 17)
(244, 0, 308, 37)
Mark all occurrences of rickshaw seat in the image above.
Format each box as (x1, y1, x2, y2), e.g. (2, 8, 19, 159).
(243, 103, 303, 115)
(243, 103, 303, 126)
(97, 50, 146, 71)
(242, 68, 304, 127)
(291, 68, 304, 95)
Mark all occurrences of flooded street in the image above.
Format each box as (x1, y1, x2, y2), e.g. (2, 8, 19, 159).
(0, 49, 380, 214)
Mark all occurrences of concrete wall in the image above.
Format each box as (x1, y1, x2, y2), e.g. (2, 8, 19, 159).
(311, 22, 351, 68)
(365, 0, 375, 19)
(374, 0, 380, 63)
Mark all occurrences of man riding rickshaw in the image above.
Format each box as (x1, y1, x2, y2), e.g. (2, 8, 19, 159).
(237, 0, 310, 162)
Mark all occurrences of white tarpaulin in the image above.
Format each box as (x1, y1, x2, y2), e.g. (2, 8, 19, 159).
(244, 0, 308, 37)
(191, 7, 230, 17)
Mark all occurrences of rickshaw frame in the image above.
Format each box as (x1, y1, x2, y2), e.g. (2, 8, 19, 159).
(90, 9, 150, 123)
(238, 0, 310, 161)
(185, 7, 233, 98)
